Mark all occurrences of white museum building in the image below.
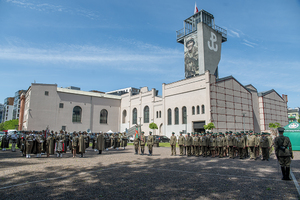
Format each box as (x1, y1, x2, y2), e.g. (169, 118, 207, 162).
(19, 10, 288, 137)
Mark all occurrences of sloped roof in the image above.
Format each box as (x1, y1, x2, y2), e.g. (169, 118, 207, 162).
(283, 122, 300, 132)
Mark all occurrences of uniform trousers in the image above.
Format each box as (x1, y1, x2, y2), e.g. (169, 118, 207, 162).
(249, 146, 255, 159)
(228, 146, 234, 158)
(186, 146, 191, 156)
(218, 147, 223, 158)
(261, 147, 269, 160)
(140, 145, 145, 154)
(171, 145, 176, 155)
(179, 145, 184, 155)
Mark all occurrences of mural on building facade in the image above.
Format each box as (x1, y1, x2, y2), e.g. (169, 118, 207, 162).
(184, 33, 199, 78)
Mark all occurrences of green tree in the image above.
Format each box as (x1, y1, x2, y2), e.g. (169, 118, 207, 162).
(0, 123, 4, 131)
(269, 122, 281, 137)
(3, 119, 19, 130)
(149, 122, 158, 134)
(298, 119, 300, 123)
(203, 122, 216, 131)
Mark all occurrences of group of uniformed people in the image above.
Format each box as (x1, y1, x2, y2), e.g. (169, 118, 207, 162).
(0, 130, 128, 158)
(133, 131, 155, 156)
(169, 130, 277, 160)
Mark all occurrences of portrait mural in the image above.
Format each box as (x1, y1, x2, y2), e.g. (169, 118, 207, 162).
(184, 33, 199, 78)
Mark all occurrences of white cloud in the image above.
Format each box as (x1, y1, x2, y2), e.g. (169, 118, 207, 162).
(6, 0, 100, 20)
(242, 43, 254, 48)
(0, 42, 182, 73)
(228, 30, 240, 38)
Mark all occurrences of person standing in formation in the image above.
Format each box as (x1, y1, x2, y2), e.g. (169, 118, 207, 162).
(78, 132, 86, 157)
(178, 132, 185, 156)
(274, 127, 293, 181)
(147, 131, 154, 156)
(140, 132, 146, 155)
(1, 132, 9, 151)
(170, 132, 177, 156)
(121, 132, 128, 150)
(72, 132, 78, 158)
(10, 131, 18, 152)
(185, 133, 192, 156)
(97, 132, 105, 154)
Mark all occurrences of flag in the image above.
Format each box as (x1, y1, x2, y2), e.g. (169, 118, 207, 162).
(135, 127, 139, 139)
(194, 2, 198, 14)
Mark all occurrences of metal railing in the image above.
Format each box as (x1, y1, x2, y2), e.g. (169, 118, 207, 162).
(176, 24, 227, 42)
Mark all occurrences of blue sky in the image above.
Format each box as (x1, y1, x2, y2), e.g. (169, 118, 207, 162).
(0, 0, 299, 108)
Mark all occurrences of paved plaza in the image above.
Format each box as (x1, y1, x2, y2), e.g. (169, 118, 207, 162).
(0, 146, 299, 200)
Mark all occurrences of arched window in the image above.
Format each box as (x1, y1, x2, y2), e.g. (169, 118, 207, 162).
(174, 107, 179, 125)
(192, 106, 195, 115)
(156, 111, 158, 118)
(182, 106, 187, 124)
(72, 106, 82, 122)
(122, 110, 127, 123)
(100, 109, 108, 124)
(197, 105, 200, 114)
(202, 105, 205, 114)
(167, 108, 172, 125)
(144, 106, 149, 123)
(132, 108, 137, 124)
(159, 111, 161, 118)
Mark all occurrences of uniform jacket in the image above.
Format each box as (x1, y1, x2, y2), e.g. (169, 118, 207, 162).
(178, 136, 185, 145)
(170, 136, 177, 146)
(274, 135, 292, 157)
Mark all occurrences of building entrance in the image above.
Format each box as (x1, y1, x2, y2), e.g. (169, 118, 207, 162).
(193, 121, 205, 133)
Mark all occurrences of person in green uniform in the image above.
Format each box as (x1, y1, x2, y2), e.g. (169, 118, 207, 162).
(170, 132, 177, 156)
(134, 132, 140, 155)
(267, 133, 273, 156)
(216, 133, 223, 158)
(72, 132, 79, 158)
(201, 132, 209, 157)
(247, 131, 257, 160)
(25, 132, 34, 158)
(237, 133, 245, 159)
(194, 133, 200, 157)
(210, 134, 217, 158)
(147, 131, 154, 156)
(178, 132, 185, 156)
(97, 132, 105, 154)
(1, 132, 9, 151)
(260, 132, 270, 161)
(78, 132, 86, 157)
(274, 127, 293, 181)
(223, 132, 228, 157)
(140, 132, 146, 155)
(255, 133, 261, 159)
(227, 131, 234, 158)
(186, 133, 193, 156)
(121, 132, 128, 149)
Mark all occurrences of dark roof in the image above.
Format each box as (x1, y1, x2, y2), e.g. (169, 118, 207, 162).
(258, 89, 284, 101)
(216, 75, 251, 94)
(244, 84, 257, 92)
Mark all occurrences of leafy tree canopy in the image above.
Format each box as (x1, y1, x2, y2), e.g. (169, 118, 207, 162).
(149, 122, 158, 130)
(203, 122, 215, 130)
(269, 122, 281, 129)
(0, 119, 19, 131)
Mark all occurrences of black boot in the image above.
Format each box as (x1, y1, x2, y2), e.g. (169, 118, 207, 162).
(98, 150, 102, 154)
(281, 166, 286, 180)
(286, 167, 292, 181)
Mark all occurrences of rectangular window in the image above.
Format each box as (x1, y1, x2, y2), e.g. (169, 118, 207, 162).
(62, 126, 66, 131)
(45, 91, 49, 96)
(59, 103, 64, 108)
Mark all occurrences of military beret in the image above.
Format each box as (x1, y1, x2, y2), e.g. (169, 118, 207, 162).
(187, 133, 190, 135)
(172, 132, 175, 134)
(229, 131, 232, 134)
(249, 131, 253, 133)
(241, 131, 244, 133)
(277, 127, 285, 132)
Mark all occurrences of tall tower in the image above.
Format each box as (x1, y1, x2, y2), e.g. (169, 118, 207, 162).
(176, 10, 227, 79)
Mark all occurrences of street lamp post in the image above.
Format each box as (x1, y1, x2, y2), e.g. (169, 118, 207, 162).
(242, 113, 246, 133)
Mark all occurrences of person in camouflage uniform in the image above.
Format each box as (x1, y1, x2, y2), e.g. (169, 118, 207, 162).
(260, 132, 270, 161)
(170, 132, 177, 156)
(178, 132, 185, 156)
(274, 127, 293, 181)
(140, 132, 146, 155)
